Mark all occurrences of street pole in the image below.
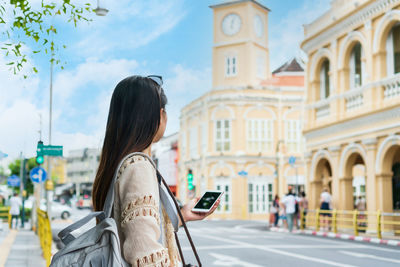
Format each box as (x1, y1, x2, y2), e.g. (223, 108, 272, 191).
(275, 140, 283, 197)
(21, 159, 26, 228)
(295, 166, 298, 195)
(46, 55, 54, 219)
(18, 152, 23, 228)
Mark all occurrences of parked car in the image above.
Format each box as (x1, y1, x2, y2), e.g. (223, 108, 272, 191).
(76, 194, 92, 209)
(40, 200, 72, 220)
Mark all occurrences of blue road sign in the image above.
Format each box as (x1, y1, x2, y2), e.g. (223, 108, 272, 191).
(238, 170, 248, 177)
(30, 167, 47, 183)
(289, 156, 296, 166)
(7, 175, 20, 187)
(0, 151, 8, 159)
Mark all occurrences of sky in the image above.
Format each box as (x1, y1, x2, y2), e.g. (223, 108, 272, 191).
(0, 0, 330, 166)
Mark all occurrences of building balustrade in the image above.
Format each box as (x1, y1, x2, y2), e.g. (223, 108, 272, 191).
(309, 74, 400, 129)
(344, 87, 364, 111)
(315, 102, 330, 119)
(381, 74, 400, 100)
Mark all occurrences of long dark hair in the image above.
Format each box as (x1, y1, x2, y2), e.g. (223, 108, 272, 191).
(92, 76, 167, 211)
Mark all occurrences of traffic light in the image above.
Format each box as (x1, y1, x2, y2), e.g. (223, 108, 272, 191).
(36, 141, 44, 165)
(187, 169, 194, 190)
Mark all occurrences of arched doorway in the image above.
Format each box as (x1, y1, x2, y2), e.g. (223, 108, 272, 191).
(311, 158, 332, 209)
(379, 142, 400, 212)
(341, 152, 366, 210)
(352, 164, 366, 209)
(392, 163, 400, 211)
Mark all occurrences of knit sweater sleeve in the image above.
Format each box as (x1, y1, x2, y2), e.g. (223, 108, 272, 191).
(117, 156, 170, 267)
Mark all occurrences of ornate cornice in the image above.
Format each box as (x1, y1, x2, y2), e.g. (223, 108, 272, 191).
(305, 106, 400, 147)
(302, 0, 400, 54)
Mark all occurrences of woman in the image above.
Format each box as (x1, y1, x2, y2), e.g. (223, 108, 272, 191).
(320, 188, 332, 231)
(92, 76, 220, 266)
(299, 192, 308, 228)
(272, 195, 280, 227)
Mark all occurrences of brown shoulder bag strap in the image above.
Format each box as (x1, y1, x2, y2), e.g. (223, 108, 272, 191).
(156, 171, 202, 267)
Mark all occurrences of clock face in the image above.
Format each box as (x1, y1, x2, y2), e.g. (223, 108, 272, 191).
(222, 13, 242, 36)
(254, 15, 264, 37)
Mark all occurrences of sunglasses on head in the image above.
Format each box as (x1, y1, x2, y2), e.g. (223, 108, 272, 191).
(147, 75, 163, 90)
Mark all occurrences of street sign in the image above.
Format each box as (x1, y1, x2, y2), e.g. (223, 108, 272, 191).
(42, 145, 63, 156)
(37, 142, 63, 157)
(0, 151, 8, 159)
(7, 175, 20, 187)
(289, 156, 296, 166)
(30, 167, 47, 183)
(238, 170, 248, 177)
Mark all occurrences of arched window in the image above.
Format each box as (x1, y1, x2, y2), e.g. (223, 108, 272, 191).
(349, 43, 364, 89)
(319, 59, 330, 99)
(386, 24, 400, 76)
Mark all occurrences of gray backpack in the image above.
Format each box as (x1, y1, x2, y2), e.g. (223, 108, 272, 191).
(50, 152, 202, 267)
(49, 152, 135, 267)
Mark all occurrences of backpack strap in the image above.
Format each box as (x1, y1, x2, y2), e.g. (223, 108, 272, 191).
(156, 171, 202, 267)
(103, 152, 156, 218)
(102, 152, 202, 266)
(58, 211, 106, 245)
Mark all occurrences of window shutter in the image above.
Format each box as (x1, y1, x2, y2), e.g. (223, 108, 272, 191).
(320, 65, 326, 99)
(350, 50, 355, 89)
(361, 47, 366, 85)
(387, 29, 394, 76)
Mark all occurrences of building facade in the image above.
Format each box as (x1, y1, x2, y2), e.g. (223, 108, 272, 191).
(178, 0, 306, 220)
(152, 133, 179, 195)
(301, 0, 400, 214)
(66, 148, 100, 197)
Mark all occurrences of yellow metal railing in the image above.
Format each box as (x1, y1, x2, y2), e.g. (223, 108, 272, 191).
(300, 209, 400, 239)
(37, 209, 52, 266)
(0, 207, 12, 228)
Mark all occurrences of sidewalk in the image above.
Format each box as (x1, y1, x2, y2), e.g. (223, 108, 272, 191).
(269, 226, 400, 247)
(0, 223, 45, 267)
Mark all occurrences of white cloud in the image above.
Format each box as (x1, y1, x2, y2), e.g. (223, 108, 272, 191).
(269, 0, 330, 70)
(73, 0, 187, 57)
(53, 57, 139, 101)
(0, 56, 140, 165)
(163, 64, 211, 135)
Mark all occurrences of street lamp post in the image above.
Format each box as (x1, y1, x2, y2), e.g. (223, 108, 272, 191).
(275, 140, 284, 197)
(94, 0, 108, 16)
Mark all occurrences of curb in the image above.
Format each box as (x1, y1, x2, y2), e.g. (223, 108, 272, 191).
(269, 227, 400, 247)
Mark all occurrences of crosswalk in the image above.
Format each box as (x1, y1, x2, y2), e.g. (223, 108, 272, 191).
(184, 226, 266, 235)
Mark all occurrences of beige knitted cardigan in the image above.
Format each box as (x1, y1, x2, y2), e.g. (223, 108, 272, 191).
(112, 154, 181, 267)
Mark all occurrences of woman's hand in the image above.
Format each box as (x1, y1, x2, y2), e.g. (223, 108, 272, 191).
(180, 197, 221, 223)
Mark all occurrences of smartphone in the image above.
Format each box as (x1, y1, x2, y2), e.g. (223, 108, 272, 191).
(191, 190, 223, 213)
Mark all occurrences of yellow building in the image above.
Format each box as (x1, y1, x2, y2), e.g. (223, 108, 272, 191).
(178, 0, 306, 220)
(301, 0, 400, 214)
(44, 157, 67, 184)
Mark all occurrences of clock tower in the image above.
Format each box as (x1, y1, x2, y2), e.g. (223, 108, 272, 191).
(210, 0, 270, 89)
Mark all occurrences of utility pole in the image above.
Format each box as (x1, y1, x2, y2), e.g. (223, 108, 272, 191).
(46, 56, 54, 219)
(18, 153, 25, 228)
(38, 114, 42, 141)
(275, 140, 284, 197)
(21, 159, 27, 228)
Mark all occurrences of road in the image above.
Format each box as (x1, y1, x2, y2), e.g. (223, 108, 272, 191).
(178, 220, 400, 267)
(50, 210, 400, 266)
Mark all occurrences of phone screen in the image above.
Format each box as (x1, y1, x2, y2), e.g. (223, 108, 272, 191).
(194, 192, 222, 210)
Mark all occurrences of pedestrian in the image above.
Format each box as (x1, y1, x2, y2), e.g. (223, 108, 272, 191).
(279, 206, 287, 229)
(281, 189, 298, 232)
(9, 192, 22, 229)
(299, 192, 308, 228)
(355, 196, 366, 232)
(320, 188, 332, 231)
(92, 76, 220, 266)
(272, 195, 280, 227)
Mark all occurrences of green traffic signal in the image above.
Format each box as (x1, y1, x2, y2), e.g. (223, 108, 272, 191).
(36, 140, 44, 164)
(36, 155, 44, 165)
(187, 170, 194, 190)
